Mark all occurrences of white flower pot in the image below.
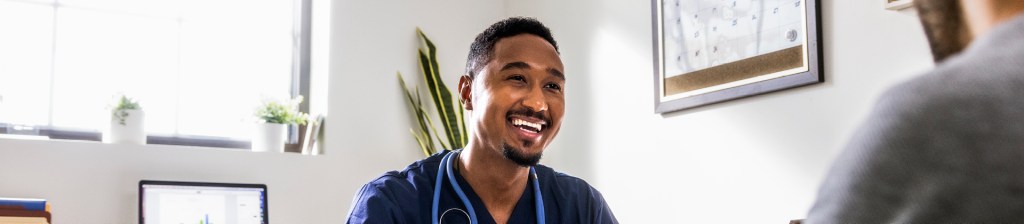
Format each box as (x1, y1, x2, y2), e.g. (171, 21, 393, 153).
(105, 109, 146, 144)
(252, 123, 286, 152)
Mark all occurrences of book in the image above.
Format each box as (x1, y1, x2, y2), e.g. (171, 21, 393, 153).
(0, 198, 50, 224)
(0, 216, 48, 224)
(0, 209, 50, 224)
(301, 115, 324, 155)
(0, 198, 45, 211)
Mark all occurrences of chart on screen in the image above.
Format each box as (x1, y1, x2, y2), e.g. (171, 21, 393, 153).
(141, 182, 267, 224)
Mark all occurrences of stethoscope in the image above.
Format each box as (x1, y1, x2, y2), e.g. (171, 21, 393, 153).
(432, 150, 546, 224)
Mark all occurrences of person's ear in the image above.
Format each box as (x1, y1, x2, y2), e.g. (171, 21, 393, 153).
(458, 75, 473, 110)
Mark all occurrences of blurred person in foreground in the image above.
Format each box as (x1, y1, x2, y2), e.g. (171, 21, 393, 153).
(806, 0, 1024, 223)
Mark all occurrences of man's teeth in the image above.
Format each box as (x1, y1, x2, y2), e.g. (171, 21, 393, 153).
(512, 118, 543, 132)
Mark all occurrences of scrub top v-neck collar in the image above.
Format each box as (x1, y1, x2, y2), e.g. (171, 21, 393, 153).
(448, 159, 538, 224)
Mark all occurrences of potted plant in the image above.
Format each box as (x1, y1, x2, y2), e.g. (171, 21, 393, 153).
(252, 96, 308, 152)
(105, 94, 145, 144)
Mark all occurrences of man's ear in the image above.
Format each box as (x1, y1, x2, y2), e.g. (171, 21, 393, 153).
(458, 75, 473, 110)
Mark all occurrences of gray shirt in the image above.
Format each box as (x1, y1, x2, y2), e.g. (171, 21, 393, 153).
(806, 15, 1024, 223)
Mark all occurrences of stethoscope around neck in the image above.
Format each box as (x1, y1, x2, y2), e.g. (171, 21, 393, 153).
(431, 150, 546, 224)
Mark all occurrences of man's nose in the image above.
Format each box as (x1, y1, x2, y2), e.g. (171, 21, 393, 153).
(522, 85, 548, 112)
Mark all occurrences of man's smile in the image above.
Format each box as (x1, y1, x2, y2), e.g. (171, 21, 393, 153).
(508, 114, 548, 142)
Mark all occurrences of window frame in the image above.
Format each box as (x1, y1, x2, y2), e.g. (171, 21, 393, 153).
(0, 0, 315, 150)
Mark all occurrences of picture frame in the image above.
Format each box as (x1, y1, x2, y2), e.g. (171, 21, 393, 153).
(651, 0, 823, 113)
(885, 0, 914, 10)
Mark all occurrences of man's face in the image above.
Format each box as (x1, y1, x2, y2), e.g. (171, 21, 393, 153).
(464, 34, 564, 167)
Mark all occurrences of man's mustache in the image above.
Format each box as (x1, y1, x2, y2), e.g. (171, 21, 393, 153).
(507, 107, 550, 124)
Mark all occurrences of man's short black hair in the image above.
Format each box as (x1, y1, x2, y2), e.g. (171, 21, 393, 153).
(465, 17, 559, 78)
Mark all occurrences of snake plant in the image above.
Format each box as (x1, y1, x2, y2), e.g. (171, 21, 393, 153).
(399, 28, 468, 157)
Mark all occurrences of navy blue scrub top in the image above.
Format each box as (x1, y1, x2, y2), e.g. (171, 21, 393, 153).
(347, 150, 618, 224)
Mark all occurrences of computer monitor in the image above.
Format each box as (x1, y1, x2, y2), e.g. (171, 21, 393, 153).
(140, 180, 268, 224)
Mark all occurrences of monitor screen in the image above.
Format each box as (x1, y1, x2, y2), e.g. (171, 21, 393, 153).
(140, 180, 268, 224)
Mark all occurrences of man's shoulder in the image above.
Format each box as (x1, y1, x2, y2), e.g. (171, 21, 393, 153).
(887, 37, 1024, 104)
(362, 152, 445, 190)
(535, 165, 606, 200)
(535, 165, 618, 223)
(878, 47, 1024, 121)
(347, 152, 445, 223)
(540, 165, 592, 188)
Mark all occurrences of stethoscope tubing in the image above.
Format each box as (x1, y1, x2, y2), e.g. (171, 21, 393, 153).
(445, 150, 480, 223)
(431, 150, 546, 224)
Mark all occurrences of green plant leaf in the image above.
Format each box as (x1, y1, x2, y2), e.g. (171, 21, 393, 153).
(417, 29, 466, 150)
(399, 28, 470, 157)
(411, 129, 430, 157)
(399, 72, 437, 156)
(415, 88, 442, 154)
(420, 102, 450, 151)
(111, 94, 142, 126)
(454, 95, 467, 146)
(255, 96, 308, 125)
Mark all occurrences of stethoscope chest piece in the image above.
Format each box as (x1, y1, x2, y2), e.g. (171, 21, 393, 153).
(438, 208, 472, 224)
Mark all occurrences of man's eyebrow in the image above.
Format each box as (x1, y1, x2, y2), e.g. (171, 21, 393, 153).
(499, 61, 565, 81)
(500, 61, 532, 71)
(548, 68, 565, 81)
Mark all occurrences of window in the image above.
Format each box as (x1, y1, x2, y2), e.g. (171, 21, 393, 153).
(0, 0, 313, 148)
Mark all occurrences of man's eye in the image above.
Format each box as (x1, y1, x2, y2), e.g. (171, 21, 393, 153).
(508, 75, 526, 82)
(545, 83, 562, 91)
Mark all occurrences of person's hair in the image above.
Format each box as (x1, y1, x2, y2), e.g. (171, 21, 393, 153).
(465, 17, 559, 78)
(914, 0, 971, 62)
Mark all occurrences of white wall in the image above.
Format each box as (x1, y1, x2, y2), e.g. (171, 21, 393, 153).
(0, 0, 504, 223)
(509, 0, 934, 223)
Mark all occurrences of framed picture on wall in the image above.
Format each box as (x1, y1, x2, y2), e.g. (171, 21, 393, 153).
(651, 0, 823, 113)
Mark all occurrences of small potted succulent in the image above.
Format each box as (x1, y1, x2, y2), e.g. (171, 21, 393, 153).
(252, 96, 308, 152)
(105, 94, 145, 144)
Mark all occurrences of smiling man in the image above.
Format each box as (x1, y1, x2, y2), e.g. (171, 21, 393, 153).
(346, 17, 617, 224)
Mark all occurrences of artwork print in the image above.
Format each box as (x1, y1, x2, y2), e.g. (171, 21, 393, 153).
(652, 0, 822, 113)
